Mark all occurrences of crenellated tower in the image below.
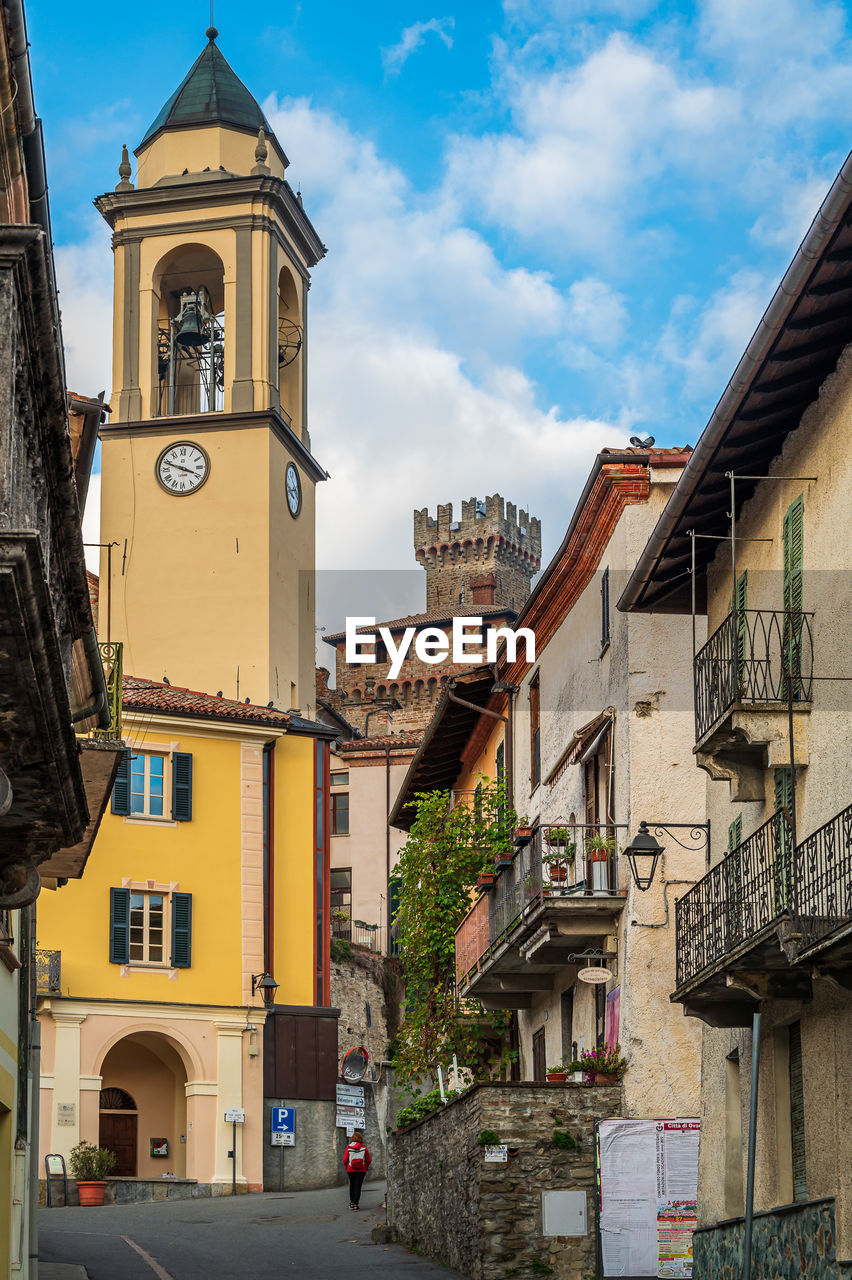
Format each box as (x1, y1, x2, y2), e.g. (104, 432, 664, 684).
(413, 495, 542, 614)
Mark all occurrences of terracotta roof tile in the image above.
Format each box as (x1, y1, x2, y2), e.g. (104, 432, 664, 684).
(122, 675, 293, 726)
(337, 731, 424, 752)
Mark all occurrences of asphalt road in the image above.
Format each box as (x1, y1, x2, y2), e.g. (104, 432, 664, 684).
(38, 1180, 466, 1279)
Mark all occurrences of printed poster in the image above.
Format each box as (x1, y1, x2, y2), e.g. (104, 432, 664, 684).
(599, 1118, 700, 1278)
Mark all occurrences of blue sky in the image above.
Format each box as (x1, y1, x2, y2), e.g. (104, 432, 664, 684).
(29, 0, 852, 574)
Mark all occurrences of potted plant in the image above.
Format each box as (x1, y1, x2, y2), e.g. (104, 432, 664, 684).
(544, 839, 576, 884)
(586, 833, 617, 894)
(579, 1044, 627, 1084)
(546, 1062, 568, 1083)
(546, 826, 575, 851)
(514, 821, 534, 847)
(494, 845, 514, 870)
(69, 1140, 116, 1206)
(564, 1059, 586, 1084)
(477, 871, 498, 892)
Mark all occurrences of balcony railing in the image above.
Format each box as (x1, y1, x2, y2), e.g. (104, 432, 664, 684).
(796, 801, 852, 954)
(331, 919, 384, 953)
(455, 824, 622, 984)
(93, 641, 122, 740)
(675, 809, 793, 989)
(694, 609, 814, 742)
(35, 949, 61, 994)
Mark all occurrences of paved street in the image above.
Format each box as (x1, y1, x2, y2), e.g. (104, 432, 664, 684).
(38, 1181, 465, 1279)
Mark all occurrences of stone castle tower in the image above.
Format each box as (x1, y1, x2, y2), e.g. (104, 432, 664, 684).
(413, 495, 542, 615)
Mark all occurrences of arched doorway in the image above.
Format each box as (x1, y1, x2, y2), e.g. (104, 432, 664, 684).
(99, 1088, 137, 1177)
(98, 1033, 189, 1178)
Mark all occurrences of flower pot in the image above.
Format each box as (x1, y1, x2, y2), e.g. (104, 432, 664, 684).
(589, 848, 609, 862)
(547, 865, 567, 883)
(76, 1181, 107, 1206)
(546, 1072, 567, 1083)
(477, 874, 497, 892)
(514, 826, 534, 847)
(594, 1072, 618, 1085)
(494, 852, 514, 870)
(568, 1072, 585, 1084)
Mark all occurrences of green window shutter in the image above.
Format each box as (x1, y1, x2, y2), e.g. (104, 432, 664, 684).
(172, 752, 193, 821)
(775, 767, 793, 817)
(727, 815, 742, 852)
(109, 888, 130, 963)
(171, 892, 192, 968)
(732, 572, 748, 691)
(774, 768, 794, 911)
(111, 751, 131, 816)
(783, 497, 805, 616)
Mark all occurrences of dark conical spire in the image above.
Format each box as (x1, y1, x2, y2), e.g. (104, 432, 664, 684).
(137, 33, 271, 152)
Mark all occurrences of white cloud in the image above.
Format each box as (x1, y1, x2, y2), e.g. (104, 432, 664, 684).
(565, 278, 628, 349)
(54, 220, 114, 400)
(657, 269, 769, 399)
(381, 17, 455, 75)
(445, 34, 740, 254)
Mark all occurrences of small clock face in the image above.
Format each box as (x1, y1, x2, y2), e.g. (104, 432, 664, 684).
(286, 462, 302, 518)
(156, 441, 210, 496)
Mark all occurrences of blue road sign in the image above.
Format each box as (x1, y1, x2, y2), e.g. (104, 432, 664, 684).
(271, 1107, 295, 1134)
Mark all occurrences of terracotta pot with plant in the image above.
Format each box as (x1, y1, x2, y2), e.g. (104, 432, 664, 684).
(546, 1063, 568, 1083)
(69, 1140, 116, 1206)
(579, 1044, 628, 1085)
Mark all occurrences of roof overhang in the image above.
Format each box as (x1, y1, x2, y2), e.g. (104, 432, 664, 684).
(619, 148, 852, 615)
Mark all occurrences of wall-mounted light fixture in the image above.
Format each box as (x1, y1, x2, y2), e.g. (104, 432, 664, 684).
(251, 972, 279, 1005)
(623, 821, 710, 892)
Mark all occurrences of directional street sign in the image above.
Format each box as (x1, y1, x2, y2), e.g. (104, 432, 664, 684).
(271, 1107, 295, 1134)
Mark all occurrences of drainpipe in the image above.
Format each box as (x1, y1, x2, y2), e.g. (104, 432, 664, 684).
(742, 1008, 762, 1280)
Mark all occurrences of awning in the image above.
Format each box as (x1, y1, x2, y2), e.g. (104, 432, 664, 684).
(545, 709, 614, 786)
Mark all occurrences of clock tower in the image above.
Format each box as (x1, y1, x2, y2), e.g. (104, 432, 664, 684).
(95, 27, 326, 711)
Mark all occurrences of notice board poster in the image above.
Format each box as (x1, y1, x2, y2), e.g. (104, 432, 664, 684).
(598, 1118, 699, 1278)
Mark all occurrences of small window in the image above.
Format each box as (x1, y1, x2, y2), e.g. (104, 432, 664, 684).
(129, 892, 166, 964)
(331, 868, 352, 937)
(375, 641, 389, 666)
(330, 771, 349, 788)
(532, 1026, 546, 1082)
(601, 566, 611, 653)
(130, 753, 166, 818)
(331, 792, 349, 836)
(529, 673, 541, 790)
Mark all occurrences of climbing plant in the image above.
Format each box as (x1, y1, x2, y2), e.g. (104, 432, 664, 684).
(393, 777, 517, 1087)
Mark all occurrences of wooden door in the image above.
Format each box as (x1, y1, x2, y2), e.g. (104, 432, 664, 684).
(99, 1112, 137, 1176)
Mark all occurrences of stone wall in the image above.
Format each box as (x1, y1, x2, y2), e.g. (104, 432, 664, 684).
(693, 1198, 852, 1280)
(388, 1080, 622, 1280)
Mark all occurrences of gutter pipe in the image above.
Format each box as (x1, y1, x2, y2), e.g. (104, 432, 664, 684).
(618, 149, 852, 615)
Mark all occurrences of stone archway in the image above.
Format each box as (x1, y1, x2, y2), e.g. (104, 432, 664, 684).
(98, 1033, 188, 1178)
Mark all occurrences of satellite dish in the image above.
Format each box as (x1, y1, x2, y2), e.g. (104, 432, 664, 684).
(341, 1046, 370, 1082)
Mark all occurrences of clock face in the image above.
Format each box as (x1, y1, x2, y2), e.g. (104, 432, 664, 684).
(156, 441, 210, 496)
(286, 462, 302, 518)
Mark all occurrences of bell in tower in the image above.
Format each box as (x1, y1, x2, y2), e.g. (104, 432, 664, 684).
(94, 26, 328, 713)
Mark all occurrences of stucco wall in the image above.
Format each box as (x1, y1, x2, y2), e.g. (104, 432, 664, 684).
(330, 752, 410, 933)
(388, 1081, 622, 1280)
(696, 344, 852, 1259)
(511, 470, 704, 1119)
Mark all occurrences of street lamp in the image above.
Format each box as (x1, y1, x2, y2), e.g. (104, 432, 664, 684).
(251, 971, 279, 1005)
(623, 823, 665, 891)
(623, 820, 710, 891)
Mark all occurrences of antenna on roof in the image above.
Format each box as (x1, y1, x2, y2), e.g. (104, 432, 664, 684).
(206, 1, 218, 40)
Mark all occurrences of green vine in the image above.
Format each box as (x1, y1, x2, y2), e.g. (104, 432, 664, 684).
(393, 777, 517, 1087)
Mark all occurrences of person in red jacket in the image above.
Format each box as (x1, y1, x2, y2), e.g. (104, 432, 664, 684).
(343, 1128, 372, 1209)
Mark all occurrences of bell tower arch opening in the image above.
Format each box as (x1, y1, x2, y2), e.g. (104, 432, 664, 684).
(277, 265, 303, 430)
(152, 243, 225, 418)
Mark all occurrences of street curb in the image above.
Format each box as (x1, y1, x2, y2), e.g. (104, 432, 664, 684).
(39, 1265, 90, 1279)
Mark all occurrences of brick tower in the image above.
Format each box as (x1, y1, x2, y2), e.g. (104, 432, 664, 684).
(413, 495, 541, 615)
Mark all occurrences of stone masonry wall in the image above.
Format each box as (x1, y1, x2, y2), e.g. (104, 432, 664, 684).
(388, 1081, 622, 1280)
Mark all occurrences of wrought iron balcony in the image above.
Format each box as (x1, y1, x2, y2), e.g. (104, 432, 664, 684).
(675, 810, 793, 993)
(693, 608, 813, 743)
(93, 641, 122, 740)
(796, 800, 852, 957)
(455, 826, 624, 1002)
(35, 949, 61, 995)
(331, 918, 384, 953)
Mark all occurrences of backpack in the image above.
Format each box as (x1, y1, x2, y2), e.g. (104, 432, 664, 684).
(348, 1143, 367, 1171)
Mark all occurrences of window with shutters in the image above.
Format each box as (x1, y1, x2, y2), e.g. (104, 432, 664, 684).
(783, 496, 805, 692)
(130, 753, 167, 818)
(112, 751, 193, 822)
(110, 887, 192, 968)
(728, 815, 743, 852)
(774, 768, 794, 911)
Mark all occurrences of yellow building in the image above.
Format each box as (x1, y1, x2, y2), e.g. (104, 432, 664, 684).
(37, 678, 332, 1192)
(36, 28, 337, 1197)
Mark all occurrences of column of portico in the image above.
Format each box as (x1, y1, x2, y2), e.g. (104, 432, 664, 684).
(212, 1020, 246, 1188)
(49, 1011, 86, 1158)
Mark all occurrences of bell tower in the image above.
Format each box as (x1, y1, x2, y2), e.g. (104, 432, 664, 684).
(95, 27, 326, 711)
